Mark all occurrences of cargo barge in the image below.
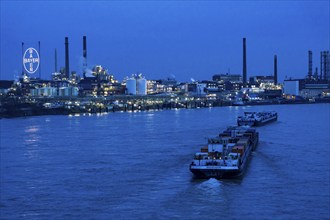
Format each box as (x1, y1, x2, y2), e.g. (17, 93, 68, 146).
(190, 126, 259, 179)
(237, 111, 277, 126)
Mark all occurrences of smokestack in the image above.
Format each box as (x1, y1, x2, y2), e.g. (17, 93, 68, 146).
(83, 36, 87, 78)
(55, 49, 58, 72)
(65, 37, 70, 79)
(320, 52, 323, 80)
(243, 38, 247, 87)
(327, 51, 330, 80)
(321, 51, 330, 80)
(22, 42, 25, 76)
(38, 41, 41, 79)
(274, 55, 277, 85)
(308, 50, 312, 79)
(83, 36, 87, 60)
(314, 67, 318, 80)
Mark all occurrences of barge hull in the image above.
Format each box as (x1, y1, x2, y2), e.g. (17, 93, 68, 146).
(237, 115, 277, 127)
(190, 167, 243, 179)
(254, 116, 277, 126)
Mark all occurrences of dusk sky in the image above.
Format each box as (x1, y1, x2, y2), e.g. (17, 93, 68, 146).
(1, 1, 329, 82)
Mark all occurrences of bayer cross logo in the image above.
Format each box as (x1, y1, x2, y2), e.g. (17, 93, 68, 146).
(23, 47, 40, 74)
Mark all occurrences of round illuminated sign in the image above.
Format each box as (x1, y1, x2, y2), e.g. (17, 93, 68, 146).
(23, 47, 40, 74)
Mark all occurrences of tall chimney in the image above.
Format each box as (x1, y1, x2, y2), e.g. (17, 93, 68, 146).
(320, 51, 323, 80)
(308, 50, 312, 79)
(243, 38, 247, 87)
(327, 51, 330, 80)
(55, 49, 58, 72)
(323, 51, 330, 80)
(38, 41, 41, 79)
(314, 67, 318, 80)
(22, 42, 25, 76)
(83, 36, 87, 78)
(274, 55, 277, 85)
(65, 37, 70, 79)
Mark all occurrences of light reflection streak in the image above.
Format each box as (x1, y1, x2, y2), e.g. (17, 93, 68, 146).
(24, 125, 41, 159)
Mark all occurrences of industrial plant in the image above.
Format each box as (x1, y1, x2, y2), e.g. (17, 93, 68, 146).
(284, 50, 330, 99)
(0, 36, 329, 117)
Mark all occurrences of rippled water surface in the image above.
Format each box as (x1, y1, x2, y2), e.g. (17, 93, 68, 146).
(1, 104, 329, 219)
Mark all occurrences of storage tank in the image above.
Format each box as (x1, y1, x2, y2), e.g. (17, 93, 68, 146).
(70, 87, 79, 96)
(59, 87, 69, 96)
(43, 87, 57, 97)
(126, 78, 137, 95)
(37, 87, 57, 97)
(51, 88, 55, 96)
(65, 87, 70, 96)
(137, 78, 147, 95)
(30, 89, 38, 96)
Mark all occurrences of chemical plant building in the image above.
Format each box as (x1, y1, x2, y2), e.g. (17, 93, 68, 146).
(0, 36, 329, 103)
(147, 77, 179, 95)
(125, 74, 147, 95)
(78, 65, 123, 97)
(0, 80, 14, 96)
(283, 50, 330, 99)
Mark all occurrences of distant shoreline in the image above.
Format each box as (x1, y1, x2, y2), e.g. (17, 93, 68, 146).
(1, 96, 329, 119)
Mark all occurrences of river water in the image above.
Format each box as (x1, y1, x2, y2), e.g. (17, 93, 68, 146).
(1, 103, 329, 219)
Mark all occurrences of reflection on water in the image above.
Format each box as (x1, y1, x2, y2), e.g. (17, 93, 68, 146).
(25, 126, 39, 133)
(24, 125, 40, 159)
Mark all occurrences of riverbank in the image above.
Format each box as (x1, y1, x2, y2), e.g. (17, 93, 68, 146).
(1, 95, 329, 118)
